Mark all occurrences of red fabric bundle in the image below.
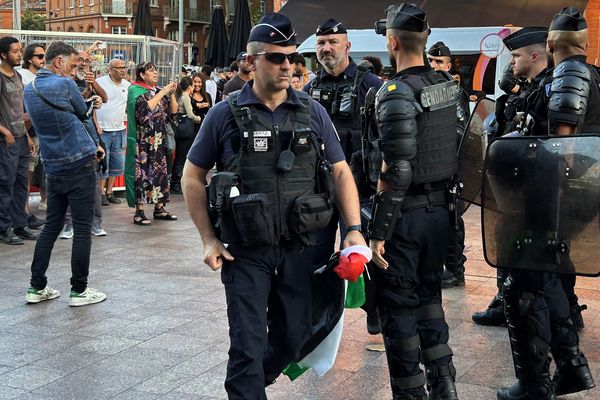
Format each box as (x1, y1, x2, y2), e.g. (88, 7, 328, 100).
(334, 253, 368, 282)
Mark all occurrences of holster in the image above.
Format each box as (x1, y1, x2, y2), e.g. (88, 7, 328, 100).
(206, 172, 241, 242)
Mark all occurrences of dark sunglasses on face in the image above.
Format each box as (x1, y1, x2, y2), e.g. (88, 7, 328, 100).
(32, 54, 45, 59)
(254, 52, 298, 65)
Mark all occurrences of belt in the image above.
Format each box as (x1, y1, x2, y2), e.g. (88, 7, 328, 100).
(402, 190, 446, 211)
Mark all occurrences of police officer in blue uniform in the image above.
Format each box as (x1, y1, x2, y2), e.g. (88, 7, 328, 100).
(369, 4, 459, 399)
(496, 12, 596, 399)
(182, 13, 366, 400)
(304, 18, 383, 334)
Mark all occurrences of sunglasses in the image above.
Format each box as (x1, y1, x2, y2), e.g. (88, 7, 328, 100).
(254, 52, 298, 65)
(32, 54, 45, 59)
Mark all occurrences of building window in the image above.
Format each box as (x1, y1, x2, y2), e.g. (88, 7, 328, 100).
(168, 30, 179, 41)
(89, 0, 94, 5)
(149, 0, 158, 6)
(191, 31, 197, 43)
(79, 0, 83, 7)
(170, 0, 177, 7)
(70, 0, 74, 8)
(112, 26, 127, 35)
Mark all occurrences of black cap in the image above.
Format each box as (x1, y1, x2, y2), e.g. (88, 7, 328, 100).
(427, 41, 451, 57)
(248, 13, 296, 46)
(549, 7, 587, 32)
(386, 3, 429, 33)
(503, 27, 548, 51)
(236, 51, 247, 61)
(316, 18, 347, 36)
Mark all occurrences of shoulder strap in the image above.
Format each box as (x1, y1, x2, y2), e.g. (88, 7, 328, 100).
(350, 60, 374, 114)
(226, 92, 253, 153)
(31, 78, 86, 121)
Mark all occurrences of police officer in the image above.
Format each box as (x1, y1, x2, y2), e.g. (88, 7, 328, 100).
(426, 41, 468, 289)
(472, 28, 546, 327)
(182, 13, 366, 400)
(370, 4, 459, 399)
(304, 18, 383, 334)
(495, 18, 595, 399)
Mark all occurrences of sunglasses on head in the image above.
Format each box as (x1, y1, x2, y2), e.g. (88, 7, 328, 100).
(254, 52, 298, 65)
(32, 54, 45, 59)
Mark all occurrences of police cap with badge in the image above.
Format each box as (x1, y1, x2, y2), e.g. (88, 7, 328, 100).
(503, 26, 548, 51)
(375, 2, 429, 35)
(427, 42, 451, 57)
(248, 13, 297, 46)
(316, 18, 347, 36)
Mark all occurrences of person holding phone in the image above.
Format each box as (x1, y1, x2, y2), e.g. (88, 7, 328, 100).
(125, 62, 178, 225)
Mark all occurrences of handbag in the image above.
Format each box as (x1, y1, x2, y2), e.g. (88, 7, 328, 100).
(174, 114, 195, 139)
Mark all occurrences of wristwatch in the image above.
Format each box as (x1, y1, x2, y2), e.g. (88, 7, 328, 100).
(347, 224, 362, 233)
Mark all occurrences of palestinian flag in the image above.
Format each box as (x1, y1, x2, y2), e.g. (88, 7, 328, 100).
(283, 246, 372, 380)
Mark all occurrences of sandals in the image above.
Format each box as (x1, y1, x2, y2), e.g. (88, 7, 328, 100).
(153, 206, 177, 221)
(133, 210, 152, 226)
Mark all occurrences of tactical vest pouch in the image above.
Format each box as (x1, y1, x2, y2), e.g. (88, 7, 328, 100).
(291, 193, 333, 234)
(231, 193, 275, 246)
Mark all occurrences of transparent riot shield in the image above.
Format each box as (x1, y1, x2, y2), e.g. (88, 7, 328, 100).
(457, 98, 496, 211)
(482, 135, 600, 276)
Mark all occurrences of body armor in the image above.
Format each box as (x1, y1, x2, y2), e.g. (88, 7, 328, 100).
(309, 62, 372, 159)
(213, 91, 333, 246)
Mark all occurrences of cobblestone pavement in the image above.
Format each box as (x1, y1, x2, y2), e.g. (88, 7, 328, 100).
(1, 194, 599, 399)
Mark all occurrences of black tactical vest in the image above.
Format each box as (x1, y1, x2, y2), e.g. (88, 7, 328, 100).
(308, 64, 370, 159)
(401, 70, 458, 184)
(225, 91, 324, 240)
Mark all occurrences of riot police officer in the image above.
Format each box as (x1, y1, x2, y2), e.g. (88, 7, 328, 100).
(472, 28, 546, 327)
(304, 18, 383, 334)
(494, 17, 596, 399)
(426, 41, 469, 289)
(369, 4, 459, 399)
(182, 13, 366, 400)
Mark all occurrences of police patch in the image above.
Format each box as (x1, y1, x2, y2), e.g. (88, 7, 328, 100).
(420, 80, 458, 111)
(253, 131, 272, 137)
(254, 138, 268, 152)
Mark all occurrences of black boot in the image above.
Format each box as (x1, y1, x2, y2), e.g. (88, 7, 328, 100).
(441, 267, 465, 289)
(472, 295, 506, 326)
(425, 363, 458, 400)
(496, 380, 555, 400)
(497, 277, 555, 400)
(553, 346, 595, 395)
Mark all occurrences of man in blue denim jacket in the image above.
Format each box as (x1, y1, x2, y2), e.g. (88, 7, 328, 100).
(23, 41, 107, 307)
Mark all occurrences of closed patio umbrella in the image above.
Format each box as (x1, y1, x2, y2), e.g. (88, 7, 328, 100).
(205, 5, 229, 68)
(133, 0, 154, 36)
(226, 0, 253, 65)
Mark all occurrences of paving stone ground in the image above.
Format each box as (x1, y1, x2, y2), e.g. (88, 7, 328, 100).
(1, 194, 599, 399)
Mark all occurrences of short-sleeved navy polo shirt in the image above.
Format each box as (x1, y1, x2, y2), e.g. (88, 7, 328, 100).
(187, 81, 345, 171)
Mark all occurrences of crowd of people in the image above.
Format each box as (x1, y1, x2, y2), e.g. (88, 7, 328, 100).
(0, 2, 598, 400)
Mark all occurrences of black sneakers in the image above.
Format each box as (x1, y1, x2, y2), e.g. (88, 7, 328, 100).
(14, 226, 38, 240)
(0, 227, 24, 245)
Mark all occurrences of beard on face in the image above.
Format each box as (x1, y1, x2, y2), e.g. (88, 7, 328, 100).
(389, 53, 397, 71)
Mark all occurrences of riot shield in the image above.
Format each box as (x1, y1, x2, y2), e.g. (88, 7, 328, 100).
(457, 98, 496, 211)
(481, 135, 600, 276)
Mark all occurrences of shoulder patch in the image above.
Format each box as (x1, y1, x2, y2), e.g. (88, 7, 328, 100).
(387, 83, 397, 92)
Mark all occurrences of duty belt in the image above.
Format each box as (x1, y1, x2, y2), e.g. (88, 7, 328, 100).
(402, 189, 446, 212)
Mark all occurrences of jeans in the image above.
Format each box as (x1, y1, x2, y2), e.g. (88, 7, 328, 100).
(64, 169, 102, 228)
(0, 136, 29, 231)
(30, 162, 96, 293)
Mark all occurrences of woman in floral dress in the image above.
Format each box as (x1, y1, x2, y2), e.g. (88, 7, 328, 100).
(125, 62, 178, 225)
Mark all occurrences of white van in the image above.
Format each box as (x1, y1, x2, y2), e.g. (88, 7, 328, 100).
(297, 27, 521, 100)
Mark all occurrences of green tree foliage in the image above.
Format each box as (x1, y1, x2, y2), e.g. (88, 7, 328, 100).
(21, 10, 46, 31)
